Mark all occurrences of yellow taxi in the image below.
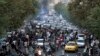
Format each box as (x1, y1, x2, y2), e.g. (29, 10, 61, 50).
(64, 41, 78, 52)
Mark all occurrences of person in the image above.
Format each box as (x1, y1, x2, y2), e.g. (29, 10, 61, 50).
(90, 47, 93, 56)
(35, 46, 42, 56)
(49, 43, 56, 53)
(24, 34, 29, 47)
(56, 39, 59, 50)
(46, 47, 52, 56)
(1, 41, 7, 56)
(46, 31, 51, 41)
(34, 47, 38, 56)
(0, 47, 6, 56)
(6, 35, 12, 54)
(38, 49, 42, 56)
(23, 34, 30, 55)
(90, 39, 95, 47)
(28, 32, 34, 46)
(75, 31, 78, 38)
(98, 41, 100, 48)
(5, 41, 11, 55)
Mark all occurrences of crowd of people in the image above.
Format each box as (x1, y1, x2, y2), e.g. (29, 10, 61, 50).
(0, 22, 100, 56)
(0, 23, 71, 56)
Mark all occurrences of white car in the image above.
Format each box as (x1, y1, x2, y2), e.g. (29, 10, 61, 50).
(43, 23, 51, 27)
(77, 34, 86, 39)
(37, 21, 45, 25)
(36, 39, 44, 46)
(77, 38, 85, 47)
(33, 20, 38, 24)
(36, 25, 40, 28)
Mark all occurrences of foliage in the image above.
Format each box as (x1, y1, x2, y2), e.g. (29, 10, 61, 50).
(0, 0, 39, 35)
(54, 0, 100, 38)
(85, 6, 100, 38)
(68, 0, 100, 38)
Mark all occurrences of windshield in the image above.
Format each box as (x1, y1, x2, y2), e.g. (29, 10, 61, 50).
(37, 39, 43, 42)
(67, 43, 76, 46)
(77, 40, 84, 42)
(79, 35, 84, 37)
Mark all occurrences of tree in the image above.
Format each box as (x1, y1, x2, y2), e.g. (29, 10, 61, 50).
(0, 0, 39, 35)
(55, 0, 100, 38)
(68, 0, 100, 38)
(85, 6, 100, 37)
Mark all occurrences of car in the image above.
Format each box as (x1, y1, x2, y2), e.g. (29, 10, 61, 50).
(0, 38, 6, 45)
(64, 41, 78, 52)
(36, 25, 40, 28)
(33, 20, 38, 24)
(37, 21, 45, 26)
(77, 34, 86, 39)
(35, 38, 44, 47)
(76, 38, 85, 47)
(43, 23, 51, 27)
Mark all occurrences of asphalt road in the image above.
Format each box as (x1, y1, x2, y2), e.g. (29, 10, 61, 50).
(56, 48, 84, 56)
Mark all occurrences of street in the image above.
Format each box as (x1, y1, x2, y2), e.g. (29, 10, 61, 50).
(0, 0, 100, 56)
(56, 48, 84, 56)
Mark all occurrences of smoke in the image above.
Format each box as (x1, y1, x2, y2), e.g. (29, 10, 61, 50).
(39, 0, 48, 15)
